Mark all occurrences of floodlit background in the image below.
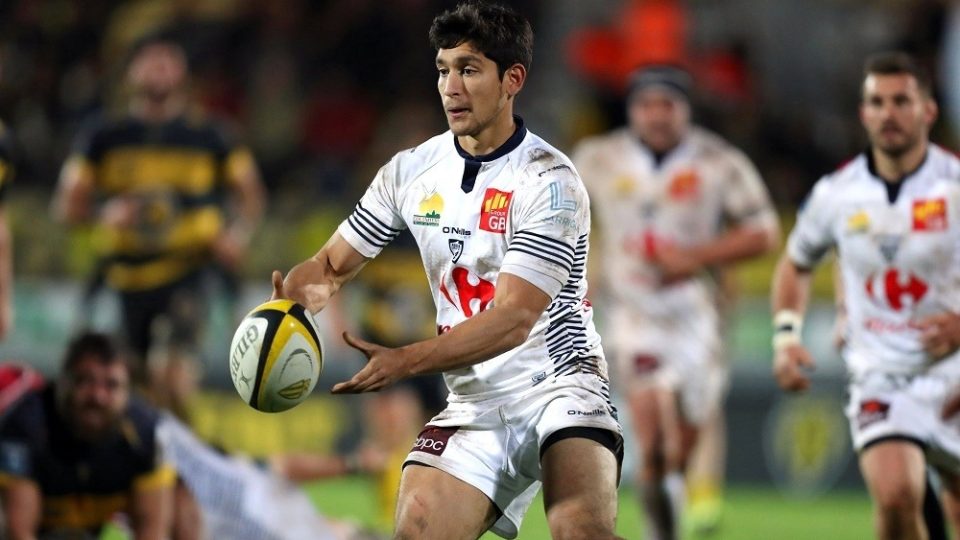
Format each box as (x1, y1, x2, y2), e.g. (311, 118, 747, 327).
(1, 0, 958, 538)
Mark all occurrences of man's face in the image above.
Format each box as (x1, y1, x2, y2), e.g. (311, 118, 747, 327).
(436, 43, 511, 138)
(127, 43, 187, 101)
(63, 356, 129, 440)
(628, 87, 690, 154)
(860, 73, 936, 158)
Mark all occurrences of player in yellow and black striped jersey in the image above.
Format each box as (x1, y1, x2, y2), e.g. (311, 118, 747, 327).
(0, 332, 175, 539)
(52, 34, 265, 420)
(0, 121, 14, 341)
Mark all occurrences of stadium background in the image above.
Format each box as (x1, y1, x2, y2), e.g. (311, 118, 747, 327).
(0, 0, 957, 537)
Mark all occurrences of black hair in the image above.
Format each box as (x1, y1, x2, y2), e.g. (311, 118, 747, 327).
(429, 1, 533, 78)
(863, 51, 932, 97)
(62, 332, 125, 374)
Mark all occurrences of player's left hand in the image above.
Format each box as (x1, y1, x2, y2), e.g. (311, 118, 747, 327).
(332, 332, 410, 393)
(212, 230, 248, 270)
(916, 312, 960, 360)
(650, 244, 701, 284)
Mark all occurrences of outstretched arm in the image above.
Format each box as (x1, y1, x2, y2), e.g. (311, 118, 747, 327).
(272, 232, 370, 314)
(331, 272, 550, 393)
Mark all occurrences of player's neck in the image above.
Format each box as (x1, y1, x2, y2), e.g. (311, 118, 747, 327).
(872, 139, 928, 183)
(457, 109, 517, 157)
(130, 95, 187, 123)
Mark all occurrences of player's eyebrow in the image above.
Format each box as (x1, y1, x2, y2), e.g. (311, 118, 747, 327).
(436, 53, 485, 67)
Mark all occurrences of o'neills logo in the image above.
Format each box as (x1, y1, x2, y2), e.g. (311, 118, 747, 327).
(411, 425, 459, 456)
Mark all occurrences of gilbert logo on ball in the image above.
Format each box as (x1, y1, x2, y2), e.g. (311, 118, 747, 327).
(229, 299, 324, 412)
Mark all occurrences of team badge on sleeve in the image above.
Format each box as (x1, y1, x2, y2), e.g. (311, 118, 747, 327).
(480, 188, 512, 233)
(912, 198, 947, 231)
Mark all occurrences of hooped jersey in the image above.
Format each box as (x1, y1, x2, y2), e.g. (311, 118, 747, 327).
(788, 145, 960, 376)
(337, 118, 606, 401)
(573, 126, 777, 320)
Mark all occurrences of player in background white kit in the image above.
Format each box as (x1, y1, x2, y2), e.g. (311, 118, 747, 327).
(772, 52, 960, 540)
(271, 2, 624, 539)
(573, 65, 779, 540)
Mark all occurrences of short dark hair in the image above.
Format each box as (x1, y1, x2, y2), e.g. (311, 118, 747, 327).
(429, 1, 533, 78)
(863, 51, 932, 97)
(62, 332, 126, 374)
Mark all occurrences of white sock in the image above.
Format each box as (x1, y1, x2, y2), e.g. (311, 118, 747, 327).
(663, 471, 686, 538)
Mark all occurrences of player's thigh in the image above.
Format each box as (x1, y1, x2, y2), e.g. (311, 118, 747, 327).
(859, 440, 927, 510)
(394, 463, 497, 540)
(541, 436, 620, 536)
(626, 385, 664, 456)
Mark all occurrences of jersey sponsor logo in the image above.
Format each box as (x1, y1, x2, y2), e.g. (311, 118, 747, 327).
(441, 226, 471, 237)
(668, 169, 700, 200)
(912, 198, 947, 231)
(864, 268, 928, 311)
(479, 188, 512, 233)
(857, 399, 890, 429)
(439, 267, 495, 317)
(448, 239, 464, 263)
(567, 408, 606, 416)
(845, 210, 870, 233)
(549, 181, 577, 211)
(411, 425, 458, 456)
(413, 193, 443, 227)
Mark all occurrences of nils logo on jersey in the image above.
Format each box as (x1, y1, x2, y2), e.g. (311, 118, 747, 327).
(480, 188, 512, 233)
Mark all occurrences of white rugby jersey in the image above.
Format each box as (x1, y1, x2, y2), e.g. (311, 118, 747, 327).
(573, 126, 777, 320)
(788, 145, 960, 376)
(337, 118, 607, 401)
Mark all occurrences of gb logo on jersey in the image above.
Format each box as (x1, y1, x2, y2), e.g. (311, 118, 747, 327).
(480, 188, 512, 233)
(864, 268, 928, 311)
(439, 267, 495, 317)
(912, 198, 947, 231)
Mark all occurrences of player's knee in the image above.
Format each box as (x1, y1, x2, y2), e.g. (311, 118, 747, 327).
(546, 501, 617, 540)
(874, 482, 923, 518)
(393, 494, 431, 539)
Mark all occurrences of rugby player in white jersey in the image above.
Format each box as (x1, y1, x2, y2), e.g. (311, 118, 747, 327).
(573, 65, 779, 539)
(271, 2, 623, 539)
(772, 51, 960, 540)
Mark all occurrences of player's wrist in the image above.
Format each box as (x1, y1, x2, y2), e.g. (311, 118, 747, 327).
(772, 309, 803, 350)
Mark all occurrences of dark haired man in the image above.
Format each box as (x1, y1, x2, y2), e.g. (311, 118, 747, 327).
(272, 2, 623, 538)
(772, 51, 960, 539)
(52, 34, 266, 420)
(0, 332, 174, 539)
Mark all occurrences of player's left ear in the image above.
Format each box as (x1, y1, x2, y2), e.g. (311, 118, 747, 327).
(502, 63, 526, 98)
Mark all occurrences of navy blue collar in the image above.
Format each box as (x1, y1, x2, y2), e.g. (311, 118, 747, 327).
(454, 115, 527, 162)
(864, 146, 928, 204)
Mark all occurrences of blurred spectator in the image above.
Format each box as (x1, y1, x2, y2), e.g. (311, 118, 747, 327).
(0, 332, 175, 539)
(50, 33, 266, 420)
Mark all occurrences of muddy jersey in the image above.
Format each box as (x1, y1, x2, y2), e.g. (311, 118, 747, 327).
(788, 145, 960, 376)
(573, 126, 777, 320)
(337, 118, 605, 401)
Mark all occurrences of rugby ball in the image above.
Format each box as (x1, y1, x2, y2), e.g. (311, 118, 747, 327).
(229, 299, 323, 412)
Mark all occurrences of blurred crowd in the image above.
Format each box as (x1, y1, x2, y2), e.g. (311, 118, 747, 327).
(0, 0, 955, 279)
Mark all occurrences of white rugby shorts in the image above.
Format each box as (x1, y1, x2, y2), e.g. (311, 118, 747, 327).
(845, 359, 960, 472)
(608, 305, 725, 425)
(403, 373, 622, 539)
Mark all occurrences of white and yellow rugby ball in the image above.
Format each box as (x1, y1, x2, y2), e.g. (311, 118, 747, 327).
(229, 299, 323, 412)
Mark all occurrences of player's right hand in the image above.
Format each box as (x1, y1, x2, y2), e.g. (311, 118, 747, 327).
(773, 344, 815, 392)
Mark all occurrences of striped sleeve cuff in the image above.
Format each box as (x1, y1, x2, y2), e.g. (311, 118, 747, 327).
(501, 230, 576, 299)
(337, 202, 403, 258)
